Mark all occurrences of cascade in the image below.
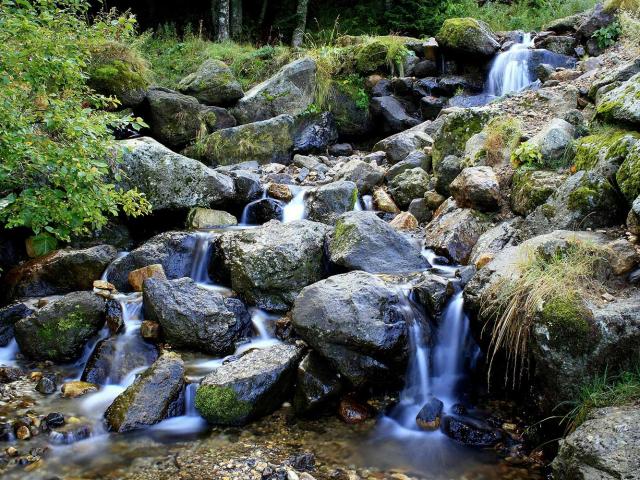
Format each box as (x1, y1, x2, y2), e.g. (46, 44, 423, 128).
(486, 33, 535, 97)
(240, 187, 268, 225)
(281, 187, 307, 222)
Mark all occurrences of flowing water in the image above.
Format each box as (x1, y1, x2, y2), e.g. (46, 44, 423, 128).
(486, 33, 536, 97)
(281, 186, 308, 222)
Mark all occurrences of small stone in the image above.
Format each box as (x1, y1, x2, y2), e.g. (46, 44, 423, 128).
(93, 280, 116, 291)
(287, 470, 300, 480)
(475, 253, 494, 269)
(16, 425, 31, 440)
(6, 446, 18, 457)
(140, 320, 161, 342)
(60, 381, 98, 398)
(337, 396, 373, 424)
(268, 183, 293, 201)
(187, 208, 238, 229)
(606, 239, 639, 275)
(373, 188, 400, 213)
(602, 292, 615, 302)
(389, 212, 418, 231)
(44, 412, 65, 428)
(299, 474, 317, 480)
(128, 264, 166, 292)
(329, 143, 353, 157)
(424, 190, 446, 210)
(35, 376, 56, 395)
(415, 396, 444, 431)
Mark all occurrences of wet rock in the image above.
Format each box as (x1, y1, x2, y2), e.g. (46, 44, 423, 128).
(434, 154, 464, 196)
(424, 199, 491, 264)
(61, 381, 98, 398)
(226, 169, 262, 204)
(81, 335, 159, 385)
(193, 114, 295, 167)
(336, 160, 384, 194)
(372, 122, 434, 164)
(117, 137, 236, 210)
(144, 277, 251, 355)
(2, 245, 117, 301)
(15, 291, 105, 362)
(186, 208, 238, 229)
(292, 271, 412, 387)
(293, 351, 342, 416)
(552, 405, 640, 480)
(0, 302, 34, 346)
(416, 397, 444, 431)
(373, 188, 400, 213)
(329, 211, 428, 274)
(389, 212, 419, 231)
(388, 168, 430, 209)
(106, 231, 197, 291)
(15, 425, 30, 440)
(441, 415, 503, 447)
(534, 35, 575, 56)
(146, 87, 236, 147)
(449, 166, 500, 212)
(511, 169, 567, 216)
(268, 183, 293, 202)
(337, 396, 374, 424)
(436, 18, 499, 57)
(305, 181, 358, 225)
(48, 422, 92, 445)
(177, 59, 243, 106)
(196, 343, 304, 425)
(0, 366, 24, 384)
(412, 271, 453, 317)
(105, 351, 185, 433)
(233, 58, 316, 124)
(244, 198, 285, 225)
(105, 298, 124, 333)
(35, 376, 56, 395)
(293, 112, 338, 154)
(216, 220, 329, 311)
(370, 96, 420, 133)
(44, 413, 65, 428)
(128, 264, 166, 292)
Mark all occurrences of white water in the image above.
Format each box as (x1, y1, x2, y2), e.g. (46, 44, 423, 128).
(281, 187, 307, 223)
(240, 187, 267, 225)
(190, 232, 216, 284)
(486, 33, 535, 97)
(0, 339, 18, 367)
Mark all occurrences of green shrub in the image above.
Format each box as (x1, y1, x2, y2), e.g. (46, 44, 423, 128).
(592, 21, 623, 49)
(0, 0, 150, 244)
(511, 142, 543, 168)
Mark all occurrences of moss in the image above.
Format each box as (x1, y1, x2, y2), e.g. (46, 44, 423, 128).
(616, 142, 640, 203)
(195, 385, 253, 425)
(541, 203, 557, 219)
(573, 129, 640, 171)
(567, 176, 618, 214)
(353, 36, 410, 76)
(483, 116, 523, 166)
(87, 41, 149, 97)
(511, 169, 560, 215)
(349, 186, 359, 209)
(432, 109, 492, 168)
(540, 294, 596, 355)
(437, 18, 482, 46)
(331, 220, 358, 254)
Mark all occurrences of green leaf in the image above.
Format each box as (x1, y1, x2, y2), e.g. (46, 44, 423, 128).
(27, 233, 58, 257)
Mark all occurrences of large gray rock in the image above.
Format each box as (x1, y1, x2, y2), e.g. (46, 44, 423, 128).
(328, 211, 428, 274)
(191, 114, 295, 166)
(293, 112, 339, 154)
(511, 169, 567, 216)
(117, 137, 235, 211)
(105, 351, 185, 433)
(15, 292, 105, 362)
(424, 198, 491, 264)
(195, 343, 304, 425)
(216, 220, 329, 310)
(233, 57, 316, 124)
(436, 18, 500, 57)
(177, 59, 243, 106)
(372, 121, 434, 164)
(146, 87, 236, 148)
(2, 245, 117, 301)
(305, 181, 358, 225)
(468, 218, 524, 267)
(553, 406, 640, 480)
(143, 277, 251, 355)
(105, 231, 198, 291)
(596, 72, 640, 127)
(449, 166, 500, 212)
(370, 96, 420, 133)
(292, 271, 414, 387)
(520, 118, 576, 167)
(336, 159, 384, 194)
(388, 168, 430, 209)
(588, 57, 640, 99)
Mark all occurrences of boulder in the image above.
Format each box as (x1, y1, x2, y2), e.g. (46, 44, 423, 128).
(117, 137, 235, 210)
(292, 271, 414, 387)
(576, 2, 617, 42)
(434, 155, 464, 196)
(216, 220, 329, 310)
(146, 88, 236, 148)
(424, 199, 491, 264)
(388, 168, 430, 209)
(449, 166, 500, 212)
(511, 169, 567, 216)
(389, 211, 419, 231)
(408, 198, 432, 224)
(589, 57, 640, 99)
(128, 264, 166, 292)
(293, 351, 342, 416)
(534, 35, 576, 56)
(616, 141, 640, 204)
(327, 81, 373, 137)
(105, 232, 197, 291)
(105, 351, 185, 433)
(0, 303, 34, 346)
(226, 169, 263, 204)
(596, 72, 640, 127)
(143, 277, 251, 355)
(192, 114, 295, 166)
(420, 96, 446, 119)
(468, 218, 524, 268)
(305, 181, 358, 225)
(293, 112, 339, 154)
(242, 198, 284, 225)
(372, 121, 434, 164)
(81, 335, 158, 385)
(518, 118, 576, 168)
(336, 159, 384, 194)
(233, 58, 316, 124)
(186, 208, 238, 229)
(386, 150, 431, 181)
(328, 211, 428, 273)
(61, 381, 98, 398)
(573, 130, 639, 178)
(2, 245, 117, 301)
(329, 143, 354, 157)
(436, 18, 500, 57)
(552, 406, 640, 480)
(177, 59, 243, 106)
(195, 343, 304, 425)
(15, 292, 105, 362)
(370, 96, 420, 133)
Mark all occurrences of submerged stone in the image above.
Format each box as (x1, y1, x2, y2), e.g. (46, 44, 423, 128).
(416, 397, 444, 431)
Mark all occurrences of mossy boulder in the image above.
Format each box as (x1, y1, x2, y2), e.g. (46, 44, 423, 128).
(467, 116, 523, 168)
(596, 72, 640, 127)
(15, 292, 105, 362)
(353, 37, 411, 75)
(195, 343, 304, 425)
(573, 130, 639, 175)
(616, 141, 640, 204)
(105, 352, 185, 433)
(178, 59, 243, 106)
(186, 208, 237, 229)
(388, 167, 430, 209)
(435, 18, 500, 58)
(327, 80, 373, 138)
(190, 114, 295, 166)
(511, 169, 567, 216)
(305, 181, 358, 225)
(524, 118, 576, 168)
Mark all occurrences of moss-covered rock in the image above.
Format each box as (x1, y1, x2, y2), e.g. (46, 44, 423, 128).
(327, 79, 373, 137)
(472, 116, 523, 167)
(353, 37, 410, 75)
(15, 292, 105, 362)
(178, 59, 244, 106)
(524, 118, 576, 168)
(616, 141, 640, 204)
(387, 167, 430, 209)
(596, 72, 640, 127)
(190, 114, 295, 166)
(196, 343, 303, 425)
(511, 169, 567, 216)
(435, 18, 500, 57)
(574, 129, 639, 174)
(539, 294, 598, 356)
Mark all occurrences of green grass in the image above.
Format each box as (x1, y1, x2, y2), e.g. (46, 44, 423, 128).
(563, 363, 640, 431)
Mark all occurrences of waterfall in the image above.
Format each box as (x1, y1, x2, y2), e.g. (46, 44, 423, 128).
(0, 339, 18, 367)
(190, 232, 216, 284)
(281, 187, 307, 223)
(240, 187, 267, 225)
(486, 33, 535, 97)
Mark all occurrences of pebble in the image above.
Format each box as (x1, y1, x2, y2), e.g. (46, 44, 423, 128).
(16, 425, 31, 440)
(5, 446, 18, 457)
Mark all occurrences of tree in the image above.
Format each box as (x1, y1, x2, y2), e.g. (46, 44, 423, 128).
(231, 0, 242, 39)
(291, 0, 309, 47)
(214, 0, 230, 41)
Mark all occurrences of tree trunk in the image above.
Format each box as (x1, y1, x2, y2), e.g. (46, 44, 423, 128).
(291, 0, 309, 48)
(231, 0, 243, 40)
(214, 0, 230, 42)
(259, 0, 268, 26)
